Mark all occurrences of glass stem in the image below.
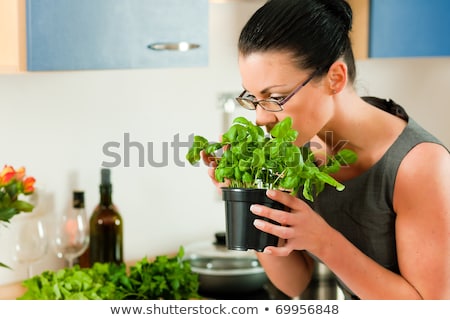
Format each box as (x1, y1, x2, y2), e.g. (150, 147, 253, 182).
(27, 264, 33, 278)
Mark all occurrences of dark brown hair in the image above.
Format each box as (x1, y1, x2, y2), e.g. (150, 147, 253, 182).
(238, 0, 356, 83)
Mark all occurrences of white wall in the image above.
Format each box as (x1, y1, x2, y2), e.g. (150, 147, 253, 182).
(355, 57, 450, 147)
(0, 0, 265, 286)
(1, 1, 449, 285)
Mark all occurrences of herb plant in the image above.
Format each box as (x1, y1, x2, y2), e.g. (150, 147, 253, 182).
(186, 116, 357, 201)
(126, 247, 200, 300)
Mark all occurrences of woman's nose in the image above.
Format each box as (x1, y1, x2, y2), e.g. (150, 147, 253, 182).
(255, 106, 277, 127)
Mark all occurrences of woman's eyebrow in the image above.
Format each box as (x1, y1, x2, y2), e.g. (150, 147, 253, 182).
(242, 84, 287, 95)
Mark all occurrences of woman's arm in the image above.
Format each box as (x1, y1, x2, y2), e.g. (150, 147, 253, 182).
(251, 143, 450, 299)
(392, 142, 450, 299)
(325, 143, 450, 299)
(256, 249, 315, 298)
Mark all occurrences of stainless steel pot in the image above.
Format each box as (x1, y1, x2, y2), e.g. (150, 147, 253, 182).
(184, 232, 269, 295)
(187, 256, 268, 294)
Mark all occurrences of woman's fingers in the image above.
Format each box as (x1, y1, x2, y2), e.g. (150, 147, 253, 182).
(261, 245, 293, 256)
(250, 189, 316, 256)
(265, 189, 308, 211)
(251, 204, 293, 226)
(201, 150, 217, 167)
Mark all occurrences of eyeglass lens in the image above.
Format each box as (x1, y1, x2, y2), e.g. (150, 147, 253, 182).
(236, 95, 283, 111)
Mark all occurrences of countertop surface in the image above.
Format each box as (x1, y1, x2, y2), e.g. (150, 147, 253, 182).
(0, 281, 26, 300)
(0, 257, 160, 300)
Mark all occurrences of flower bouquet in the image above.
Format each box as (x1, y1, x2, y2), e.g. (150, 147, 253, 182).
(0, 165, 36, 268)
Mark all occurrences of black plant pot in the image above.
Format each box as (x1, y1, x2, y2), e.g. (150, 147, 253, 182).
(222, 188, 286, 252)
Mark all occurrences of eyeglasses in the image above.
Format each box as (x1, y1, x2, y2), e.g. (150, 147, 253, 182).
(235, 71, 317, 112)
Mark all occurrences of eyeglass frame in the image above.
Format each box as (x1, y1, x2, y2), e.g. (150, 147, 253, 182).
(235, 69, 319, 112)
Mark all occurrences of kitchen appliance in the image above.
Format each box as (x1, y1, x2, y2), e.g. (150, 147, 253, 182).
(184, 232, 339, 299)
(184, 232, 278, 299)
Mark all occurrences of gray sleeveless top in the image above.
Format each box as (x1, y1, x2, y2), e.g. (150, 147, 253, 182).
(302, 97, 447, 299)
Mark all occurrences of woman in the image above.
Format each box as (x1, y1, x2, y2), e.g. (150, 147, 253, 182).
(206, 0, 450, 299)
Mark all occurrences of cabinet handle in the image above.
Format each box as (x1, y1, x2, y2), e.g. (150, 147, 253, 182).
(147, 42, 200, 51)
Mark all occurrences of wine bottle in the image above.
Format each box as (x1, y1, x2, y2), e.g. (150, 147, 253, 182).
(89, 168, 123, 265)
(57, 190, 90, 268)
(76, 189, 88, 267)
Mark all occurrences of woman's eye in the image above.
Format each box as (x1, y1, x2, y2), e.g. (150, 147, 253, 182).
(244, 92, 256, 99)
(270, 96, 285, 102)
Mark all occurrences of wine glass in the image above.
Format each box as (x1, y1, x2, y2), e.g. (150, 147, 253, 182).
(53, 206, 89, 268)
(11, 215, 48, 278)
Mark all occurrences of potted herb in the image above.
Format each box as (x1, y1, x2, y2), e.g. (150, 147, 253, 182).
(186, 117, 356, 251)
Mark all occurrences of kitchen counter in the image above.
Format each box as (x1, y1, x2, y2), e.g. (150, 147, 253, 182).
(0, 257, 162, 300)
(0, 281, 289, 300)
(0, 259, 137, 300)
(0, 281, 26, 300)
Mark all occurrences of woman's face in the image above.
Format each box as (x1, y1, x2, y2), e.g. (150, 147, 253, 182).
(238, 51, 334, 145)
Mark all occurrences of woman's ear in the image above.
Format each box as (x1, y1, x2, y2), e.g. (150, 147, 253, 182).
(327, 61, 347, 95)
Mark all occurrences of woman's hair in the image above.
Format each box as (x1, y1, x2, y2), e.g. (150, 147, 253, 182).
(238, 0, 356, 83)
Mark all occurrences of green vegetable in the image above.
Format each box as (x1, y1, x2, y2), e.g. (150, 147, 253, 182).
(125, 247, 200, 300)
(18, 247, 200, 300)
(18, 262, 128, 300)
(186, 116, 357, 201)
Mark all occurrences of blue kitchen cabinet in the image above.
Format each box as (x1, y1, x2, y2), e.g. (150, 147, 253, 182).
(369, 0, 450, 58)
(26, 0, 208, 71)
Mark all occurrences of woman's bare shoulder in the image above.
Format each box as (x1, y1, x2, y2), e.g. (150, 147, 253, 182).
(394, 142, 450, 213)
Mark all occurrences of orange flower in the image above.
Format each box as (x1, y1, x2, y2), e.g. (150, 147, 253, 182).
(23, 176, 36, 194)
(1, 165, 36, 201)
(15, 166, 26, 180)
(0, 165, 15, 186)
(1, 164, 36, 269)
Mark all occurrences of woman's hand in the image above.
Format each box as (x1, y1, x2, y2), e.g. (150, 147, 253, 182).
(250, 189, 330, 256)
(200, 150, 229, 192)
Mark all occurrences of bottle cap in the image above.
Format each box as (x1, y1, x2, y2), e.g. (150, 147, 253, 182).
(73, 190, 85, 208)
(101, 168, 111, 185)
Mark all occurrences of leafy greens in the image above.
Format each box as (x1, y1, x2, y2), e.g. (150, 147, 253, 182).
(18, 247, 200, 300)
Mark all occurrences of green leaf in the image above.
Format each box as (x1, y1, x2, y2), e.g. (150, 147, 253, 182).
(12, 200, 34, 213)
(242, 172, 253, 183)
(204, 142, 222, 155)
(335, 149, 358, 166)
(0, 208, 17, 223)
(185, 135, 211, 164)
(233, 167, 242, 182)
(302, 179, 314, 202)
(315, 171, 345, 191)
(238, 159, 251, 172)
(251, 148, 265, 168)
(215, 167, 233, 182)
(270, 117, 298, 141)
(232, 116, 252, 126)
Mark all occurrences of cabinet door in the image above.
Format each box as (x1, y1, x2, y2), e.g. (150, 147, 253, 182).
(346, 0, 370, 60)
(0, 0, 26, 72)
(26, 0, 208, 71)
(369, 0, 450, 58)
